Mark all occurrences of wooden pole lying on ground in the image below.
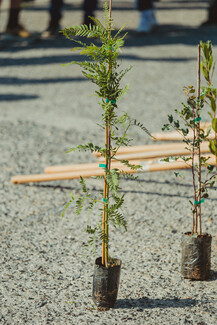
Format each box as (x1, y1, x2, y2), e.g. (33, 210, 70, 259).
(45, 142, 210, 174)
(152, 129, 215, 141)
(11, 155, 216, 184)
(152, 122, 212, 141)
(92, 142, 203, 157)
(98, 141, 210, 162)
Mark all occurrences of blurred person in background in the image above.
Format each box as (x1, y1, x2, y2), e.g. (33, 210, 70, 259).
(201, 0, 217, 26)
(42, 0, 98, 38)
(41, 0, 63, 38)
(0, 0, 30, 38)
(136, 0, 158, 33)
(82, 0, 98, 25)
(82, 0, 158, 34)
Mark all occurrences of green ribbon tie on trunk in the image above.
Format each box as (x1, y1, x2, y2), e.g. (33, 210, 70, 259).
(194, 198, 205, 205)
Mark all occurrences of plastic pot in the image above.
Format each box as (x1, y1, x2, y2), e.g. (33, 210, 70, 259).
(92, 257, 121, 309)
(181, 232, 212, 280)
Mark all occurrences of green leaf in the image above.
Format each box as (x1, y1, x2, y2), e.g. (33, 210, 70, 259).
(211, 98, 216, 113)
(209, 140, 216, 155)
(168, 115, 173, 123)
(212, 117, 217, 132)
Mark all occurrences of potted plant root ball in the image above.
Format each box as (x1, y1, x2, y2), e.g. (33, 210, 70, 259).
(163, 43, 217, 280)
(61, 1, 151, 309)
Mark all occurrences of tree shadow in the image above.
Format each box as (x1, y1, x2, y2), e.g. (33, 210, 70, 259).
(0, 76, 86, 85)
(1, 23, 217, 54)
(0, 50, 196, 67)
(0, 94, 39, 101)
(115, 297, 197, 309)
(19, 183, 217, 201)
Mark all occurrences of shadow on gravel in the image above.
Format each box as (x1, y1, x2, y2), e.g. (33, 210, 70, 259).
(25, 183, 217, 200)
(115, 297, 197, 309)
(1, 25, 217, 53)
(0, 94, 39, 101)
(0, 76, 87, 85)
(0, 53, 195, 67)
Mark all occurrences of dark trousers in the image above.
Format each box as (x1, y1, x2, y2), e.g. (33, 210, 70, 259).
(49, 0, 98, 25)
(82, 0, 153, 13)
(50, 0, 63, 26)
(138, 0, 153, 11)
(82, 0, 98, 14)
(208, 0, 217, 23)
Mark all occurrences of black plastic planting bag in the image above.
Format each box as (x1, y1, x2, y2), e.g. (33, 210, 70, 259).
(181, 232, 212, 280)
(92, 257, 121, 308)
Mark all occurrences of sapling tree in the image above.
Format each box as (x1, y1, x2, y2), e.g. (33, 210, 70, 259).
(200, 41, 217, 165)
(61, 1, 150, 267)
(163, 44, 217, 236)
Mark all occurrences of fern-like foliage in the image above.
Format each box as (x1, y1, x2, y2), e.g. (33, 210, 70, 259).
(62, 3, 151, 257)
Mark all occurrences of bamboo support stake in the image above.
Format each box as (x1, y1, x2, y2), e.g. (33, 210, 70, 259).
(197, 44, 202, 235)
(11, 156, 216, 184)
(102, 0, 113, 267)
(152, 129, 215, 141)
(44, 142, 210, 174)
(92, 141, 208, 158)
(98, 141, 210, 162)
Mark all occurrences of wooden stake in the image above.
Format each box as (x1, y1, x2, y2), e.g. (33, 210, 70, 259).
(92, 141, 206, 157)
(98, 141, 210, 162)
(11, 155, 216, 184)
(152, 129, 215, 141)
(197, 44, 202, 235)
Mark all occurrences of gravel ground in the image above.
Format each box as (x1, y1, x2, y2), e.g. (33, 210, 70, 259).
(0, 0, 217, 324)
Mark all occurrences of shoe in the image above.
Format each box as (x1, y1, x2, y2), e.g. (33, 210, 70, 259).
(137, 9, 158, 33)
(4, 24, 31, 38)
(41, 25, 61, 39)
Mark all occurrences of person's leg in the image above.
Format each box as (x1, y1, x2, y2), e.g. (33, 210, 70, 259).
(82, 0, 98, 25)
(42, 0, 63, 38)
(137, 0, 153, 11)
(49, 0, 63, 29)
(5, 0, 30, 37)
(7, 0, 22, 29)
(137, 0, 158, 33)
(207, 0, 217, 25)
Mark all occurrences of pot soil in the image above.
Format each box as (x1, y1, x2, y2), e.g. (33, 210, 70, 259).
(92, 257, 121, 309)
(181, 232, 212, 280)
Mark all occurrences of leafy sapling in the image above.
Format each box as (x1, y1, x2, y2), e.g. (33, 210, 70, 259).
(61, 2, 150, 267)
(162, 44, 217, 237)
(200, 41, 217, 165)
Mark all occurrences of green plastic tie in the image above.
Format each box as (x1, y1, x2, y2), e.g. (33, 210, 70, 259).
(194, 198, 205, 205)
(99, 164, 107, 168)
(194, 117, 202, 123)
(103, 198, 107, 203)
(105, 99, 116, 104)
(105, 46, 113, 51)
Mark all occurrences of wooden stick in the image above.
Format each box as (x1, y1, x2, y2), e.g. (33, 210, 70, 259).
(197, 43, 202, 235)
(92, 142, 201, 157)
(45, 142, 210, 174)
(152, 129, 214, 141)
(11, 155, 216, 184)
(98, 141, 210, 161)
(44, 142, 210, 174)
